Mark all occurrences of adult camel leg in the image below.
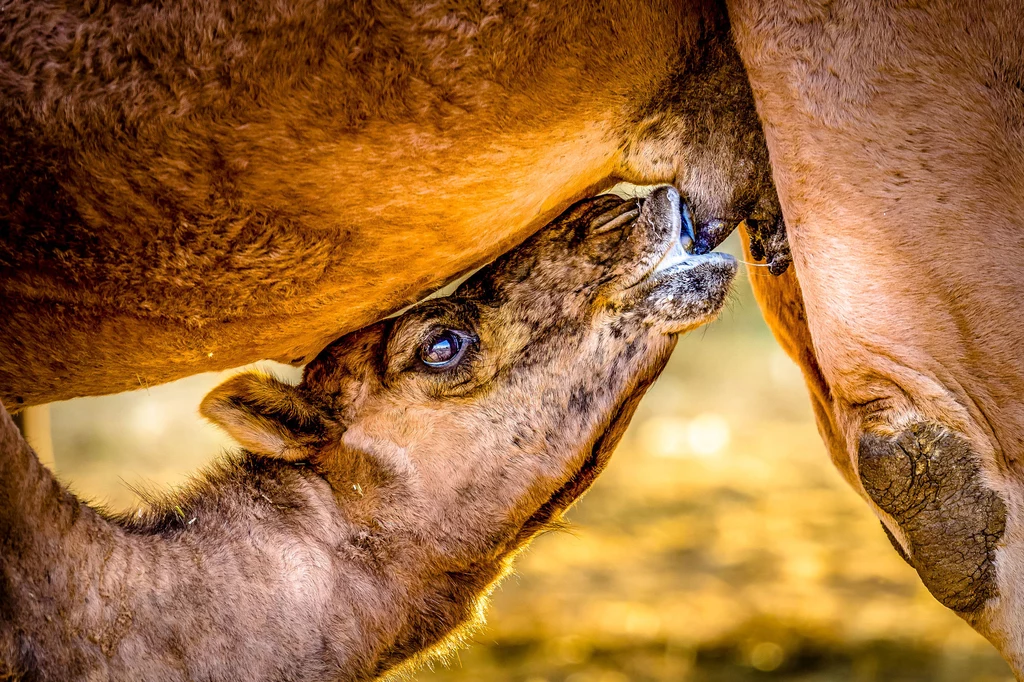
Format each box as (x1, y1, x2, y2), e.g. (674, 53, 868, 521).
(11, 407, 55, 471)
(741, 223, 1017, 663)
(737, 230, 848, 485)
(730, 0, 1024, 670)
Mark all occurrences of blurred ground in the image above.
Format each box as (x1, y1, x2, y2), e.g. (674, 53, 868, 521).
(44, 231, 1012, 681)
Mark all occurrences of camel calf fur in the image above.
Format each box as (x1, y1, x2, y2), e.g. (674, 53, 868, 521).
(0, 187, 736, 682)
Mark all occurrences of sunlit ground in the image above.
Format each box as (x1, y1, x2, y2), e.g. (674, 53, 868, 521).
(41, 233, 1011, 681)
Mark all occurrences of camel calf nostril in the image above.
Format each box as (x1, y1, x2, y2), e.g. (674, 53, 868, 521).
(591, 206, 641, 235)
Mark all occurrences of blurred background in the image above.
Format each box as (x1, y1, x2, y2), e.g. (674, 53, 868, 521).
(26, 213, 1012, 681)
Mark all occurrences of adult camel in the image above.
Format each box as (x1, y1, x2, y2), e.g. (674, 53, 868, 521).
(2, 0, 1023, 673)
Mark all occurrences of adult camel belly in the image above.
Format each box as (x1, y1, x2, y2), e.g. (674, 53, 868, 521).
(0, 0, 784, 407)
(728, 0, 1024, 671)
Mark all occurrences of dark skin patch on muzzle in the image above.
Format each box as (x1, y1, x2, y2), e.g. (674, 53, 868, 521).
(859, 423, 1006, 614)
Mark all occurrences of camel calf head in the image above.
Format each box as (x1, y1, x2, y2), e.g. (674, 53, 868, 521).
(201, 185, 736, 564)
(1, 187, 735, 682)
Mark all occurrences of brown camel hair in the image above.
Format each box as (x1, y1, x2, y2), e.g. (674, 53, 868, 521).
(0, 188, 737, 681)
(0, 0, 783, 408)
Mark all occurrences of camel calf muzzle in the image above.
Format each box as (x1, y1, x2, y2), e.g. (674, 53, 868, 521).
(0, 187, 735, 682)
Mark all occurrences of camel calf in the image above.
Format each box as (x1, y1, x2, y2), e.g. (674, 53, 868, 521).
(0, 187, 736, 682)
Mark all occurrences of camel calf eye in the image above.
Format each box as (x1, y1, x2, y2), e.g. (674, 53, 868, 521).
(420, 330, 472, 368)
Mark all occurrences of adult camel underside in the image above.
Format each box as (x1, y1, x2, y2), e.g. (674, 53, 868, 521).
(0, 0, 786, 407)
(3, 0, 1024, 674)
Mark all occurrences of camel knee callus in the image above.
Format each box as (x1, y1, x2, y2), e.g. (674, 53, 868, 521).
(0, 187, 736, 682)
(859, 424, 1006, 615)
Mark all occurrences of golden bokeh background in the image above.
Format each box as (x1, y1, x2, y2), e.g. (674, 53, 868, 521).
(36, 231, 1012, 681)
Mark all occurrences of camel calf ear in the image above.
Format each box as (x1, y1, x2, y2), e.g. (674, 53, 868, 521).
(200, 372, 332, 461)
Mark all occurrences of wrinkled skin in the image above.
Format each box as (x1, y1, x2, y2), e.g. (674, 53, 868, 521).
(0, 188, 737, 681)
(726, 0, 1024, 673)
(0, 0, 783, 407)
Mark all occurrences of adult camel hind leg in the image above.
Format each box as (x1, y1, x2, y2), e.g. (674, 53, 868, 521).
(730, 0, 1024, 671)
